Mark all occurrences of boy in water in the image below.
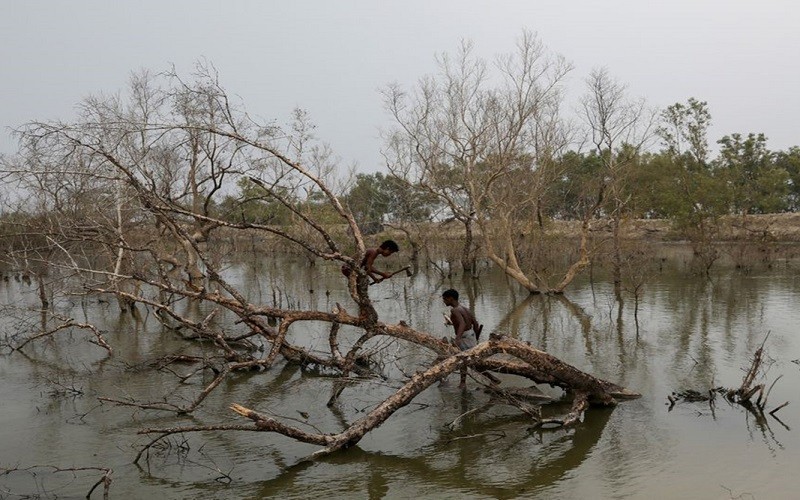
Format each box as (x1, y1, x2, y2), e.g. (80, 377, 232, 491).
(341, 240, 400, 283)
(442, 288, 481, 388)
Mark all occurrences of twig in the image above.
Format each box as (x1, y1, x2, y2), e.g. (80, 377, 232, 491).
(0, 465, 113, 499)
(447, 431, 506, 443)
(85, 467, 113, 499)
(761, 374, 782, 409)
(99, 397, 183, 412)
(446, 406, 485, 431)
(739, 332, 770, 395)
(769, 401, 789, 417)
(13, 317, 113, 355)
(134, 425, 264, 465)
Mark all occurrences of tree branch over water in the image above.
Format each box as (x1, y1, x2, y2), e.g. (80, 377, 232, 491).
(2, 62, 638, 467)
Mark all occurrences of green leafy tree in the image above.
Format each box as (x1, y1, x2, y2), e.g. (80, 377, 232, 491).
(650, 98, 726, 274)
(773, 147, 800, 211)
(345, 172, 438, 229)
(654, 99, 728, 226)
(716, 133, 788, 214)
(345, 173, 392, 228)
(547, 151, 604, 220)
(658, 97, 711, 164)
(383, 175, 439, 223)
(218, 177, 292, 225)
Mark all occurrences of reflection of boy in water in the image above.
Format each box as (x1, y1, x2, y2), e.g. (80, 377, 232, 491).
(442, 288, 480, 389)
(341, 240, 399, 283)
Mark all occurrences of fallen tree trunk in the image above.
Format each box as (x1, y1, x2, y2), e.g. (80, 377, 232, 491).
(138, 334, 638, 460)
(379, 323, 638, 399)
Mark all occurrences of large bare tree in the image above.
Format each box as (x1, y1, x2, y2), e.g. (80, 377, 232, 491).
(384, 32, 606, 294)
(581, 68, 656, 295)
(2, 63, 637, 463)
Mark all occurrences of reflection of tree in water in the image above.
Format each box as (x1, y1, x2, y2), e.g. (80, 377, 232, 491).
(247, 407, 613, 499)
(718, 273, 770, 352)
(651, 271, 774, 389)
(492, 294, 596, 359)
(492, 295, 538, 339)
(672, 278, 716, 384)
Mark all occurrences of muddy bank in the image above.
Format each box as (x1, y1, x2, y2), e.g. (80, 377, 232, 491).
(403, 213, 800, 243)
(601, 213, 800, 243)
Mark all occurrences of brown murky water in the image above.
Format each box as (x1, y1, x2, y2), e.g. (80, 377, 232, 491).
(1, 253, 799, 499)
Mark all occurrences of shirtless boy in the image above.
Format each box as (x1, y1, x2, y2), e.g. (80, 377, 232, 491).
(341, 240, 399, 282)
(442, 288, 480, 388)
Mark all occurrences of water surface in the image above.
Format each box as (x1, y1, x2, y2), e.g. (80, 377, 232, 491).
(1, 255, 799, 499)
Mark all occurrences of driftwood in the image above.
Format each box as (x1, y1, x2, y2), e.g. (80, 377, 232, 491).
(726, 333, 770, 406)
(668, 334, 789, 428)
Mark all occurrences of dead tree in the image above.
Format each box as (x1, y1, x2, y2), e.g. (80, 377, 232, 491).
(581, 68, 656, 296)
(137, 334, 636, 461)
(9, 63, 638, 465)
(668, 334, 789, 430)
(384, 31, 608, 294)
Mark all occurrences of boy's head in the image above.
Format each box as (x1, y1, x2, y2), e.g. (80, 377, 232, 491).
(442, 288, 459, 307)
(379, 239, 399, 256)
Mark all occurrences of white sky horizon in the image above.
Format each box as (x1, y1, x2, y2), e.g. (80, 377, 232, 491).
(2, 0, 798, 172)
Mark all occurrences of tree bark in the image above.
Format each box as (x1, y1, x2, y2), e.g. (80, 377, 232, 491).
(139, 334, 638, 460)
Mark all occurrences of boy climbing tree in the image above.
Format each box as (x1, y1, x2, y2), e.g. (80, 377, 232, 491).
(342, 240, 400, 283)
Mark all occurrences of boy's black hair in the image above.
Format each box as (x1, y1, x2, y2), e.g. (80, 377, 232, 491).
(380, 240, 399, 252)
(442, 288, 459, 301)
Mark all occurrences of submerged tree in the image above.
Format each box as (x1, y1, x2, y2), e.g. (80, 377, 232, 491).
(3, 62, 638, 465)
(382, 39, 490, 274)
(581, 68, 656, 295)
(384, 31, 608, 294)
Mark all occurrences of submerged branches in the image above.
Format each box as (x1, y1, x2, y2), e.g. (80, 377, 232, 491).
(727, 333, 771, 405)
(0, 465, 113, 499)
(668, 334, 789, 430)
(137, 334, 636, 460)
(99, 363, 230, 415)
(12, 313, 113, 355)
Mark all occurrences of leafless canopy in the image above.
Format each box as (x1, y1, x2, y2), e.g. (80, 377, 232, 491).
(1, 62, 638, 462)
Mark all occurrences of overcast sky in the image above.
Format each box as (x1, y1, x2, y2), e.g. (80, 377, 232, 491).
(1, 0, 798, 171)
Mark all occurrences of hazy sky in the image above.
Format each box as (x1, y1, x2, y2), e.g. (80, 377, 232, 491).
(2, 0, 798, 171)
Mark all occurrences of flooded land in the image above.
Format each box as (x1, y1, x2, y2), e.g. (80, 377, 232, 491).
(1, 252, 799, 499)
